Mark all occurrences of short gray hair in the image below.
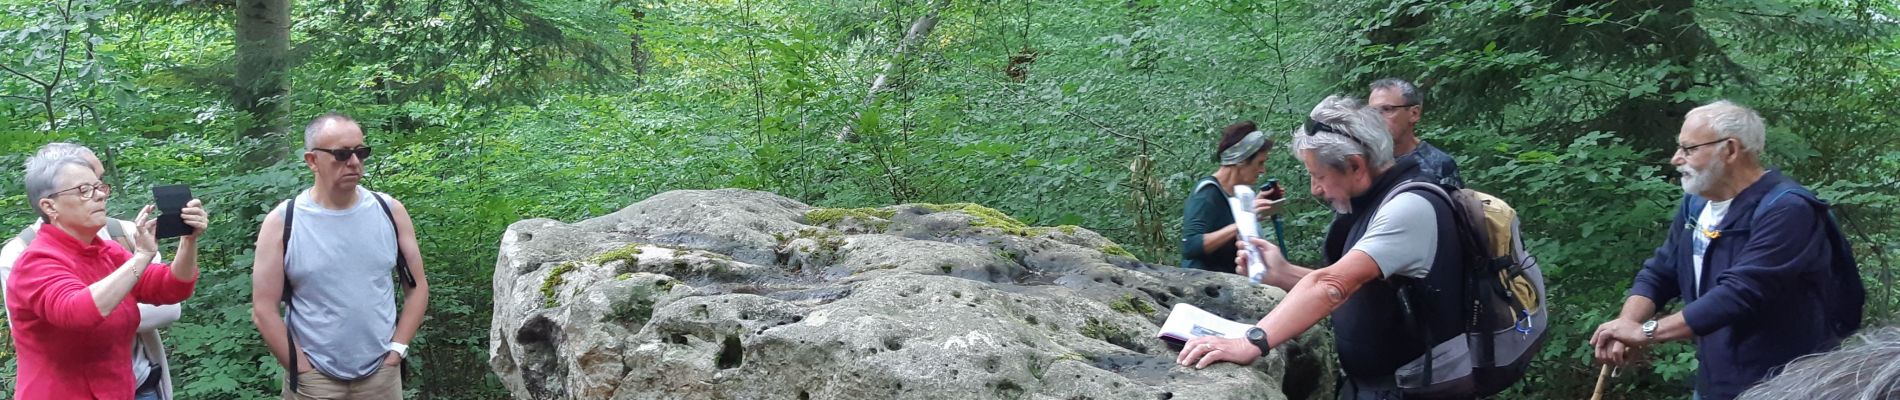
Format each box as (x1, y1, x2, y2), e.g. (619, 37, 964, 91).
(304, 112, 358, 151)
(1292, 95, 1395, 172)
(1686, 100, 1766, 157)
(1737, 327, 1900, 400)
(1369, 78, 1421, 106)
(23, 144, 97, 222)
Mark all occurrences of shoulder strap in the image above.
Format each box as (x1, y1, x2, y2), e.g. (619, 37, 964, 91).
(1680, 194, 1703, 227)
(1192, 177, 1222, 197)
(1382, 181, 1450, 206)
(280, 201, 295, 300)
(1752, 182, 1814, 223)
(371, 193, 417, 288)
(106, 217, 129, 244)
(370, 192, 418, 381)
(16, 225, 37, 245)
(277, 199, 301, 388)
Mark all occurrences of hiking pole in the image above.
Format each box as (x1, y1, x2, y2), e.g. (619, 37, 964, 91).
(1591, 364, 1612, 400)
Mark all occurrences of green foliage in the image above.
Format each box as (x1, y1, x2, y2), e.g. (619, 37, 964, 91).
(1, 0, 1896, 398)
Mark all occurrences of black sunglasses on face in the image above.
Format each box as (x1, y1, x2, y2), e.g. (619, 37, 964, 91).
(311, 146, 373, 162)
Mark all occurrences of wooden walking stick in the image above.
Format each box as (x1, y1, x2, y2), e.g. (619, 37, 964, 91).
(1590, 364, 1612, 400)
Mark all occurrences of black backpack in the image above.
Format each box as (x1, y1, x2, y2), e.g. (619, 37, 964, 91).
(1383, 182, 1549, 398)
(279, 193, 417, 388)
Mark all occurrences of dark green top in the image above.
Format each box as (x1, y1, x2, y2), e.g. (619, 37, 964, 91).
(1179, 176, 1238, 273)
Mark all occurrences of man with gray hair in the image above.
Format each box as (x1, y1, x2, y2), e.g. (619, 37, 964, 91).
(1592, 100, 1865, 400)
(252, 112, 430, 399)
(1176, 95, 1487, 398)
(1368, 78, 1462, 188)
(1, 142, 181, 400)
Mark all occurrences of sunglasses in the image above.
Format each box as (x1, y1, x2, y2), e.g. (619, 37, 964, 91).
(311, 146, 373, 162)
(1304, 118, 1373, 152)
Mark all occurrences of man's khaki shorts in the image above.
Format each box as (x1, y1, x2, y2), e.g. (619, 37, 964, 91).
(282, 367, 402, 400)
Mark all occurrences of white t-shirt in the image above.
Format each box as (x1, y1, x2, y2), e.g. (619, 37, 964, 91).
(1692, 199, 1732, 293)
(1351, 192, 1439, 279)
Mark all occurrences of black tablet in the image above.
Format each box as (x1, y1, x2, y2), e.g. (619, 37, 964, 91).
(152, 185, 194, 239)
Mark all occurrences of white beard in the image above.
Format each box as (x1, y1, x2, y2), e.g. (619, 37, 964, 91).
(1679, 157, 1726, 196)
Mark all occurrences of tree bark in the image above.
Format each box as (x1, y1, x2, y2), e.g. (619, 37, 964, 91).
(234, 0, 291, 167)
(631, 9, 648, 79)
(838, 0, 948, 142)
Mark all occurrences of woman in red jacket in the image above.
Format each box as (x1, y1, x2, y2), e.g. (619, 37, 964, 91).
(6, 150, 207, 399)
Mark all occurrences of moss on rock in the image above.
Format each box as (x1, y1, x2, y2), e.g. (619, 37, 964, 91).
(541, 261, 580, 308)
(1109, 295, 1156, 316)
(919, 202, 1054, 236)
(805, 207, 895, 231)
(590, 244, 645, 265)
(1099, 244, 1135, 259)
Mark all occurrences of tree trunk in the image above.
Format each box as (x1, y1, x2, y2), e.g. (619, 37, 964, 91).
(837, 0, 948, 142)
(234, 0, 291, 167)
(631, 9, 648, 79)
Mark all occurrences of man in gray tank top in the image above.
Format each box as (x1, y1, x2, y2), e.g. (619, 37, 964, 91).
(250, 113, 431, 399)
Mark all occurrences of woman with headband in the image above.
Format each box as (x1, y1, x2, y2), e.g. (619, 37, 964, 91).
(1179, 121, 1284, 273)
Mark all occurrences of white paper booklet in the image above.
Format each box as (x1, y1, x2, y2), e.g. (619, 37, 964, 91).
(1227, 186, 1269, 283)
(1155, 303, 1255, 343)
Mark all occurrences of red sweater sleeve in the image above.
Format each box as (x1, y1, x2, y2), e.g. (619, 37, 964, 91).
(102, 240, 197, 305)
(11, 253, 107, 329)
(133, 263, 195, 305)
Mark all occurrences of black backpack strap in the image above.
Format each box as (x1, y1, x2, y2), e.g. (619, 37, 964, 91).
(279, 200, 300, 389)
(1392, 276, 1434, 387)
(370, 193, 416, 288)
(1385, 181, 1498, 372)
(1380, 182, 1446, 387)
(369, 192, 417, 381)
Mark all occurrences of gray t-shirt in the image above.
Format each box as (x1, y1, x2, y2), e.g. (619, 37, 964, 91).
(1350, 192, 1439, 279)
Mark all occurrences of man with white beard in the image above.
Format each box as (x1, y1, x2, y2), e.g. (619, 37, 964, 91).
(1588, 100, 1865, 400)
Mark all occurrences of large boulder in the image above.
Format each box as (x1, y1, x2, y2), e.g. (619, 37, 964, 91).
(490, 189, 1336, 399)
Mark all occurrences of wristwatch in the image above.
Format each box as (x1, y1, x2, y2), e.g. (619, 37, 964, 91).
(388, 342, 409, 359)
(1641, 320, 1658, 341)
(1246, 327, 1271, 356)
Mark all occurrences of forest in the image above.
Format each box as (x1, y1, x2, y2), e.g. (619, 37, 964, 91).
(2, 0, 1896, 398)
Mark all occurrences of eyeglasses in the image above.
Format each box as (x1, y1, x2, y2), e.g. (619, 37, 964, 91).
(1374, 104, 1418, 115)
(1676, 138, 1729, 157)
(47, 182, 111, 200)
(311, 146, 373, 162)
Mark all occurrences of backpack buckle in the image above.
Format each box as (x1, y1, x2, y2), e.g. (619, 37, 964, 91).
(1514, 309, 1534, 335)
